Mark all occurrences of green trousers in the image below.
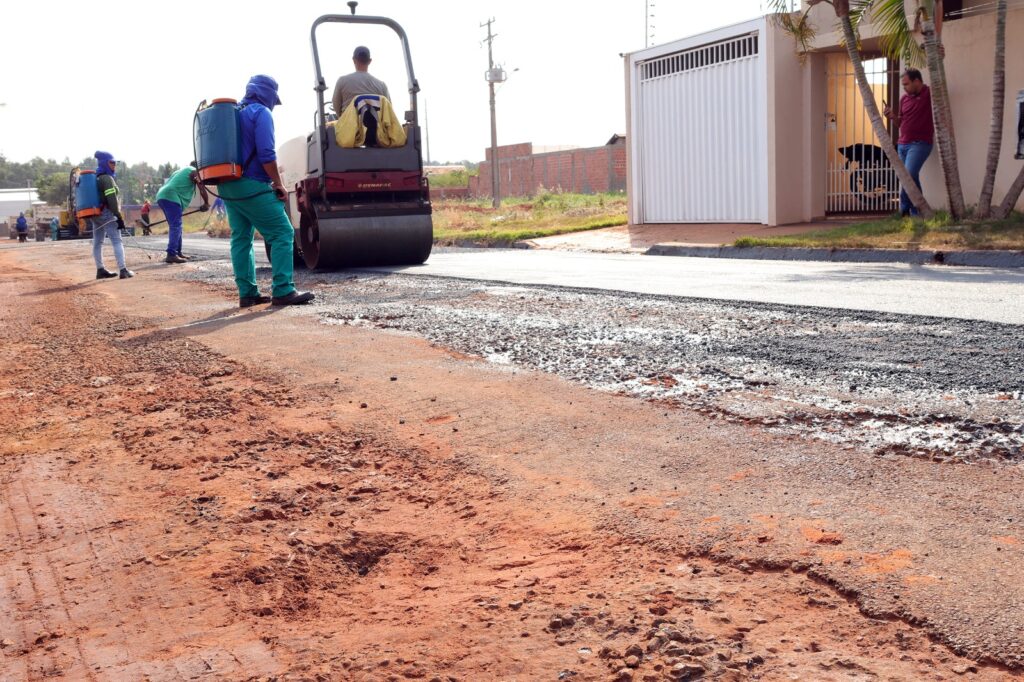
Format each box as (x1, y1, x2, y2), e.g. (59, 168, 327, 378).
(220, 178, 296, 299)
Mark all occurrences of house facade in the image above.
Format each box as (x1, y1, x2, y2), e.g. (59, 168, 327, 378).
(623, 2, 1024, 226)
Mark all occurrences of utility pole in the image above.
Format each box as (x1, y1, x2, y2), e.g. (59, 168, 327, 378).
(481, 18, 504, 209)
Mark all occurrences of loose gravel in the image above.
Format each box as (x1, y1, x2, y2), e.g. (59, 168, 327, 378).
(182, 260, 1024, 463)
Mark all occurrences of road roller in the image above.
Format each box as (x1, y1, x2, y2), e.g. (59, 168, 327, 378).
(294, 3, 433, 270)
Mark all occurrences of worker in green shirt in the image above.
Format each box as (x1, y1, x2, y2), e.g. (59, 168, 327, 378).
(156, 164, 209, 264)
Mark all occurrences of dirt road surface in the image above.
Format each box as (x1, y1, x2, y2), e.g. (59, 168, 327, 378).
(1, 241, 1022, 681)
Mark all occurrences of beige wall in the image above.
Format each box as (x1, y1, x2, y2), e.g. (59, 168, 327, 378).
(624, 57, 636, 225)
(767, 22, 813, 225)
(806, 53, 828, 220)
(934, 8, 1024, 213)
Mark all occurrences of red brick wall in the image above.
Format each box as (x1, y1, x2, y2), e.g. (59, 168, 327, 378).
(470, 140, 627, 198)
(429, 187, 469, 200)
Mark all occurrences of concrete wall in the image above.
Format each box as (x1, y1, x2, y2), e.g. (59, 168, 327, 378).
(806, 53, 828, 220)
(470, 140, 627, 198)
(767, 21, 814, 225)
(935, 8, 1024, 213)
(624, 57, 637, 225)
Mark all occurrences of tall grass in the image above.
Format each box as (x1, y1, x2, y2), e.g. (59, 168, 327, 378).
(433, 191, 628, 244)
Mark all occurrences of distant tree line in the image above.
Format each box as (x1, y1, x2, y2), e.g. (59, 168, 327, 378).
(0, 155, 180, 206)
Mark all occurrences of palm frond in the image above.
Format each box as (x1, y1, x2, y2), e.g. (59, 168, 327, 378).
(849, 0, 873, 34)
(767, 0, 818, 55)
(872, 0, 926, 66)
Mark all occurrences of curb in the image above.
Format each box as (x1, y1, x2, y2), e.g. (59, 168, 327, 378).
(644, 244, 1024, 268)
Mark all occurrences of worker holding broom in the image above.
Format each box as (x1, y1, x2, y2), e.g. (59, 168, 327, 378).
(155, 164, 209, 264)
(218, 74, 314, 307)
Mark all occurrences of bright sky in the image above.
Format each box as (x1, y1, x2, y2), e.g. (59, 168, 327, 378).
(1, 0, 766, 167)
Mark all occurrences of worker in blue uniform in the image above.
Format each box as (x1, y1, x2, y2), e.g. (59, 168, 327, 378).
(218, 75, 314, 308)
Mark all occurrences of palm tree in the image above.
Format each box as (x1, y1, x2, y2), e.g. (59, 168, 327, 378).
(872, 0, 1023, 219)
(976, 0, 1007, 218)
(860, 0, 923, 68)
(995, 168, 1024, 219)
(862, 0, 966, 217)
(912, 1, 967, 219)
(770, 0, 933, 217)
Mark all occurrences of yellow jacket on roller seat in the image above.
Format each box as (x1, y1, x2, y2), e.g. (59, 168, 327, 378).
(334, 94, 408, 149)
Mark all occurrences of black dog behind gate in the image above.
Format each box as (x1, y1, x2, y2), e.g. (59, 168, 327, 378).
(838, 143, 890, 169)
(837, 143, 896, 209)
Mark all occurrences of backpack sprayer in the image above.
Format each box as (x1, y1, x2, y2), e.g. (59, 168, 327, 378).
(73, 169, 103, 221)
(193, 99, 275, 200)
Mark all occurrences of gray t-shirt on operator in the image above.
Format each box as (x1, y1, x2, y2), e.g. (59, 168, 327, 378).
(332, 71, 391, 115)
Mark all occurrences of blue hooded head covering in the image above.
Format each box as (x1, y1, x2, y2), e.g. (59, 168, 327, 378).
(242, 74, 282, 110)
(95, 150, 117, 177)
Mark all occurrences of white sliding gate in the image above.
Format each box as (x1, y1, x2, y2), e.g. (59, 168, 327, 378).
(632, 23, 768, 224)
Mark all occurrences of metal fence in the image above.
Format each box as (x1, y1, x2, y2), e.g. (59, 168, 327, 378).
(825, 55, 900, 215)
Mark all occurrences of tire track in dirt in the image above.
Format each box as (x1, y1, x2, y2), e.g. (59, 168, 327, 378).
(0, 272, 281, 680)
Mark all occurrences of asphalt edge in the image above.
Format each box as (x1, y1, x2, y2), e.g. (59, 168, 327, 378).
(644, 244, 1024, 268)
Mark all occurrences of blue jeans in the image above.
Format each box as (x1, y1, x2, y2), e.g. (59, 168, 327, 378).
(897, 142, 933, 216)
(157, 198, 184, 255)
(90, 209, 126, 270)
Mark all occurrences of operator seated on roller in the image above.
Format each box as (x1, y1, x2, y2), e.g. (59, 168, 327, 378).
(332, 46, 390, 116)
(218, 74, 314, 308)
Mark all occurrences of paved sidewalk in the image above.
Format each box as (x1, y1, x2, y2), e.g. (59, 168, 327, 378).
(526, 220, 857, 252)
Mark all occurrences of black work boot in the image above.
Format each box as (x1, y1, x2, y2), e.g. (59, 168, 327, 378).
(271, 291, 315, 306)
(96, 268, 117, 279)
(239, 294, 272, 308)
(119, 268, 135, 279)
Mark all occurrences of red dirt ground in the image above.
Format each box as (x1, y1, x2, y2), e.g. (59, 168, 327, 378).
(0, 250, 1019, 681)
